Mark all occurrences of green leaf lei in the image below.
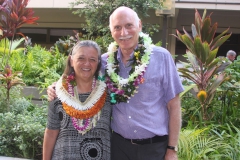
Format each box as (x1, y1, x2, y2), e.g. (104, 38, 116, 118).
(105, 32, 153, 104)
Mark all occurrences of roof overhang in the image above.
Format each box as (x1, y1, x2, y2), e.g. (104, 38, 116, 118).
(175, 0, 240, 11)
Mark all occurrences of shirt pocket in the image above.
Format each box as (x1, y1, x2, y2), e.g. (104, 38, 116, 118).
(138, 77, 161, 102)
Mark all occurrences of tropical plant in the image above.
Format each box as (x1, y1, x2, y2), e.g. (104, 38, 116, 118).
(50, 30, 80, 56)
(0, 85, 23, 113)
(214, 56, 240, 125)
(178, 127, 234, 160)
(0, 0, 39, 111)
(9, 44, 66, 88)
(0, 38, 26, 111)
(0, 0, 39, 66)
(173, 9, 231, 121)
(181, 78, 240, 129)
(0, 65, 25, 111)
(211, 123, 240, 159)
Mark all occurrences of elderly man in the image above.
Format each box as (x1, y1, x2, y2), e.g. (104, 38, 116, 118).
(226, 50, 236, 62)
(104, 6, 183, 160)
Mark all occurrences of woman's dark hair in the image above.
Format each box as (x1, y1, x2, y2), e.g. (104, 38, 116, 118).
(63, 40, 102, 79)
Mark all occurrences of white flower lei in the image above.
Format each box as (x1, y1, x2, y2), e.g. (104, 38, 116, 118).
(56, 76, 106, 111)
(105, 32, 154, 103)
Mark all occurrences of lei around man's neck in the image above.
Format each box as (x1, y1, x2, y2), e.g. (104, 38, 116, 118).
(105, 32, 154, 104)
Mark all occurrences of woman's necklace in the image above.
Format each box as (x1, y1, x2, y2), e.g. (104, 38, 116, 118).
(56, 74, 107, 134)
(105, 32, 154, 104)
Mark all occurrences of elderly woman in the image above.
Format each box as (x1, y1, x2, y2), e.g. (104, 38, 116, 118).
(43, 40, 111, 160)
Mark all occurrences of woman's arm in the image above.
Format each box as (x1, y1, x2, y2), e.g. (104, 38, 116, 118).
(42, 128, 59, 160)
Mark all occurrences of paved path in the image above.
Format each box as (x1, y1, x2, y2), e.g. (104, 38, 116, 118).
(0, 157, 30, 160)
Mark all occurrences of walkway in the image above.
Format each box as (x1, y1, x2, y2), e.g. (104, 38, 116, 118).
(0, 157, 30, 160)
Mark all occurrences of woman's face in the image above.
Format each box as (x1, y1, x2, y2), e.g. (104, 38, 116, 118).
(70, 46, 99, 81)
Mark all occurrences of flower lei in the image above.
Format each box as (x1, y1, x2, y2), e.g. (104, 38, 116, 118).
(105, 32, 153, 103)
(56, 73, 107, 134)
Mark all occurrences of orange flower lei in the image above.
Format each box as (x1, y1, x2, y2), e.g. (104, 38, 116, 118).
(61, 78, 107, 119)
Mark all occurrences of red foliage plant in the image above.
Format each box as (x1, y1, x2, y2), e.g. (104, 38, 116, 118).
(0, 0, 39, 39)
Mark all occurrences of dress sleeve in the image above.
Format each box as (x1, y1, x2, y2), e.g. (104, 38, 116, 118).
(47, 99, 61, 130)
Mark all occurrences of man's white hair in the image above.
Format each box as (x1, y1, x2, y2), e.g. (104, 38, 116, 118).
(109, 7, 140, 31)
(226, 50, 236, 56)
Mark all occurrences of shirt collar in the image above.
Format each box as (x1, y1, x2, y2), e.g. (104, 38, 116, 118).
(116, 46, 138, 64)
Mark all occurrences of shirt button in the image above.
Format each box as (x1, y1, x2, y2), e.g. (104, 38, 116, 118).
(134, 130, 137, 133)
(129, 116, 131, 118)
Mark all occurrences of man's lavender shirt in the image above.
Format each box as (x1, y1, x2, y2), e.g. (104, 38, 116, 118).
(101, 46, 184, 139)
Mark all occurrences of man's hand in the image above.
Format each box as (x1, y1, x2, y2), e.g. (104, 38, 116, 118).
(164, 149, 178, 160)
(47, 82, 57, 101)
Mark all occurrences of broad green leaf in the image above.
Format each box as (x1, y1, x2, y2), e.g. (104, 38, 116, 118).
(176, 30, 184, 42)
(180, 84, 197, 98)
(203, 67, 216, 83)
(207, 74, 229, 103)
(211, 33, 231, 50)
(195, 9, 202, 36)
(186, 50, 199, 69)
(11, 38, 25, 50)
(178, 68, 192, 72)
(0, 47, 10, 54)
(178, 68, 197, 76)
(210, 28, 230, 49)
(191, 24, 198, 38)
(180, 72, 200, 85)
(179, 60, 192, 68)
(201, 42, 210, 64)
(208, 73, 227, 95)
(205, 48, 218, 66)
(182, 35, 195, 54)
(206, 22, 217, 44)
(201, 9, 207, 21)
(178, 70, 197, 78)
(171, 30, 181, 41)
(201, 17, 211, 42)
(183, 27, 193, 41)
(193, 36, 203, 61)
(207, 59, 219, 71)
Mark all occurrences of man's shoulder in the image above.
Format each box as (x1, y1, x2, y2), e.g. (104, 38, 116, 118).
(152, 45, 172, 58)
(101, 52, 108, 59)
(102, 52, 108, 56)
(152, 45, 169, 53)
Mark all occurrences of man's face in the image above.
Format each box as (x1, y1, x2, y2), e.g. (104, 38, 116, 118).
(227, 54, 236, 62)
(110, 10, 142, 52)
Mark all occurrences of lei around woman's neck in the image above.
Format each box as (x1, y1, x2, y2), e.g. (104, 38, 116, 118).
(56, 73, 107, 118)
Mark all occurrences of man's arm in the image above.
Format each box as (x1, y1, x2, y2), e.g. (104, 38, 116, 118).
(165, 94, 182, 160)
(47, 82, 57, 101)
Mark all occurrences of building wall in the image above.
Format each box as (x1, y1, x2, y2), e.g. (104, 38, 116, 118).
(23, 0, 240, 59)
(28, 0, 84, 8)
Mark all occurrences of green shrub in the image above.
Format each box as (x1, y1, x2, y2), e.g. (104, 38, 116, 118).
(0, 86, 25, 113)
(9, 44, 66, 88)
(178, 126, 236, 160)
(0, 100, 47, 159)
